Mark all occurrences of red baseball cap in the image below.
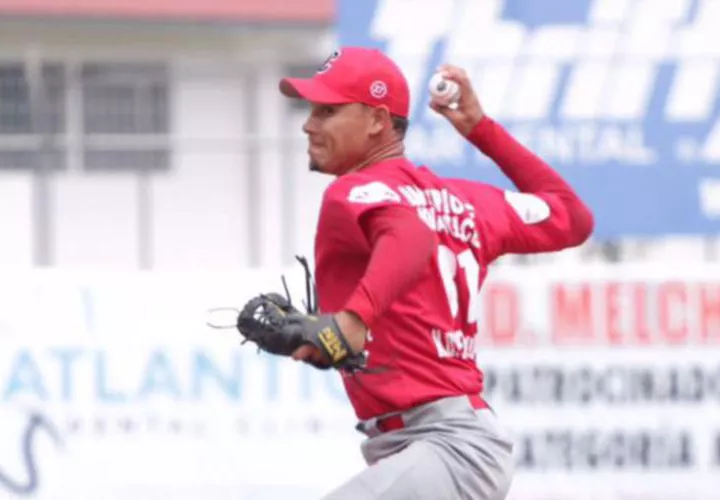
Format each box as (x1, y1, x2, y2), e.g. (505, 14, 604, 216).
(279, 47, 410, 119)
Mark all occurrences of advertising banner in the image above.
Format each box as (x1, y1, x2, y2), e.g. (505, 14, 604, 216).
(337, 0, 720, 239)
(478, 263, 720, 500)
(0, 268, 364, 500)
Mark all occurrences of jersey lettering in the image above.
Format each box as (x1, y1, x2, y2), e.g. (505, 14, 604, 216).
(438, 245, 480, 324)
(432, 328, 477, 360)
(398, 185, 481, 248)
(395, 181, 484, 361)
(434, 244, 481, 360)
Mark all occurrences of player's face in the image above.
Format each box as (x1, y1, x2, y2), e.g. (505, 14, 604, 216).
(302, 102, 382, 175)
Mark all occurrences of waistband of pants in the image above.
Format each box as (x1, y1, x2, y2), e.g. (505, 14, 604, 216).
(355, 394, 489, 438)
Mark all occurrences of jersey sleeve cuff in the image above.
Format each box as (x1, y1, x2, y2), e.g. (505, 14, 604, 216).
(342, 283, 376, 328)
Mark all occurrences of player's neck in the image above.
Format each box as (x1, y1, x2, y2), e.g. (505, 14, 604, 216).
(345, 141, 405, 175)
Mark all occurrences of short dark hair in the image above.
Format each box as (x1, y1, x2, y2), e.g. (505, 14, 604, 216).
(391, 115, 409, 139)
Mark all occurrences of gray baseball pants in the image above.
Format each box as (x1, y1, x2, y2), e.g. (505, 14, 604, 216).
(319, 395, 515, 500)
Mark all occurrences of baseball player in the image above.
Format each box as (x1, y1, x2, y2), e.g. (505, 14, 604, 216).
(235, 46, 594, 500)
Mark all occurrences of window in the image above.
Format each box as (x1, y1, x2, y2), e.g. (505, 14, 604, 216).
(0, 63, 66, 169)
(0, 60, 171, 172)
(81, 62, 171, 171)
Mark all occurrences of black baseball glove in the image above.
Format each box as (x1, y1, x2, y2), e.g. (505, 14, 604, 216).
(234, 256, 367, 372)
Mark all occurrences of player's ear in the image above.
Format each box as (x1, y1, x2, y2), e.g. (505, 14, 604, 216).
(367, 105, 392, 136)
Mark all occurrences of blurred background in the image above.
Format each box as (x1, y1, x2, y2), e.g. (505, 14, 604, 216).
(0, 0, 718, 499)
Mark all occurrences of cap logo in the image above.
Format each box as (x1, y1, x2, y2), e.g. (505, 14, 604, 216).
(370, 80, 388, 99)
(317, 50, 341, 75)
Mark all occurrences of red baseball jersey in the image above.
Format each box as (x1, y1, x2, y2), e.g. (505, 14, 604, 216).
(313, 117, 593, 420)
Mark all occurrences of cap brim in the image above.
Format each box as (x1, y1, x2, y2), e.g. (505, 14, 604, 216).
(279, 77, 353, 105)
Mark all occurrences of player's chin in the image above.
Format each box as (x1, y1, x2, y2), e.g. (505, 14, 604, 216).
(308, 160, 328, 173)
(308, 157, 332, 174)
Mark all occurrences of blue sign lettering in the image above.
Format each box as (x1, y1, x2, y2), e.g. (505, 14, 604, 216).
(50, 348, 83, 402)
(94, 350, 127, 403)
(191, 351, 243, 401)
(138, 351, 182, 401)
(0, 347, 350, 405)
(2, 350, 48, 401)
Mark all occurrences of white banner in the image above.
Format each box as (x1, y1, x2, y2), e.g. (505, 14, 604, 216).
(481, 263, 720, 500)
(0, 264, 718, 499)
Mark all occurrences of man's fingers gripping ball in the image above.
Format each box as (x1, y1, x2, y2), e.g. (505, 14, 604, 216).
(428, 71, 461, 109)
(428, 63, 486, 137)
(435, 64, 472, 95)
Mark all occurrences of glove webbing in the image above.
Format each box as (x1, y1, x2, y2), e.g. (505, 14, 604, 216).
(279, 255, 318, 316)
(287, 255, 393, 376)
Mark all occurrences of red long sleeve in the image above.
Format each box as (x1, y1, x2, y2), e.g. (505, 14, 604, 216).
(342, 205, 435, 327)
(467, 116, 577, 195)
(459, 116, 595, 256)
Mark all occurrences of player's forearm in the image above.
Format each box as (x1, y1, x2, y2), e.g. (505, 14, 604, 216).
(467, 116, 594, 243)
(342, 206, 435, 335)
(467, 116, 570, 193)
(333, 310, 369, 354)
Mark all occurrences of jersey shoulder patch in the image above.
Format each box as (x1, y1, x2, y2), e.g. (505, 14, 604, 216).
(347, 181, 401, 205)
(503, 191, 551, 225)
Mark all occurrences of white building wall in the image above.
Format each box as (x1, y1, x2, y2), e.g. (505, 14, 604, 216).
(0, 20, 334, 271)
(0, 174, 34, 269)
(151, 59, 251, 271)
(53, 173, 140, 269)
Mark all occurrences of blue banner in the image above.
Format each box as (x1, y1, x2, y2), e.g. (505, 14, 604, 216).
(336, 0, 720, 239)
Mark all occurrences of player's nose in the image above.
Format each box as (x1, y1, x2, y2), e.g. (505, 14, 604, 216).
(302, 114, 320, 135)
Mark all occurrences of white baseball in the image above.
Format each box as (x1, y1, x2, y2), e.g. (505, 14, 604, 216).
(428, 72, 461, 107)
